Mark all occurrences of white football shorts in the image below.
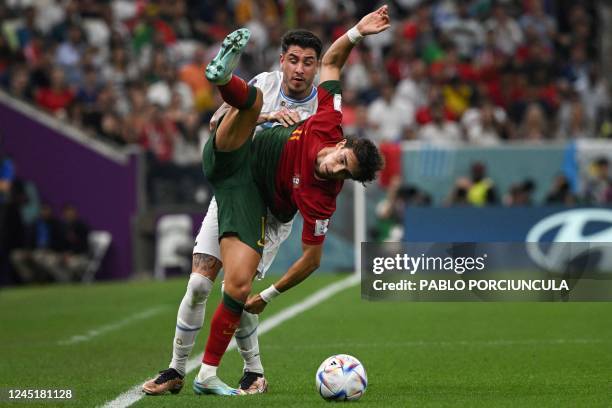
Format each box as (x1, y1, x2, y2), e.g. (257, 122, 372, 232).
(193, 197, 293, 278)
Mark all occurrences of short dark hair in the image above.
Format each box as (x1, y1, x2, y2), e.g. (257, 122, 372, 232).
(345, 136, 384, 183)
(281, 30, 322, 59)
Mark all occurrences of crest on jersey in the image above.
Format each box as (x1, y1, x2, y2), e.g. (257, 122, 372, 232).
(292, 174, 300, 187)
(315, 219, 330, 236)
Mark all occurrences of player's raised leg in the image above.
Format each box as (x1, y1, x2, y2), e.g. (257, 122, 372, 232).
(205, 28, 263, 152)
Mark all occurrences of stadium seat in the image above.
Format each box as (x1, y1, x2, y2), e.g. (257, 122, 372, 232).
(154, 214, 193, 280)
(83, 230, 112, 283)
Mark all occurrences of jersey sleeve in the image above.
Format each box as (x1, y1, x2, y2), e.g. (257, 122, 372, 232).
(305, 80, 344, 143)
(316, 80, 342, 114)
(247, 71, 269, 87)
(299, 189, 337, 245)
(249, 72, 276, 109)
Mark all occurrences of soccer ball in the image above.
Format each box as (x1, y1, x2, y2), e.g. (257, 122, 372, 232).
(315, 354, 367, 401)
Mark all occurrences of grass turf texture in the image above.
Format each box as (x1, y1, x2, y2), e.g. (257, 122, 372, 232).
(0, 274, 610, 407)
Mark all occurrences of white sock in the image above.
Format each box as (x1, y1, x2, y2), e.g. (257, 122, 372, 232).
(196, 363, 217, 382)
(169, 273, 213, 376)
(236, 311, 264, 374)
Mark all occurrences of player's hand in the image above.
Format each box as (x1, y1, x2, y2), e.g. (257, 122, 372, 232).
(245, 294, 268, 314)
(209, 103, 231, 131)
(356, 5, 391, 36)
(268, 108, 301, 127)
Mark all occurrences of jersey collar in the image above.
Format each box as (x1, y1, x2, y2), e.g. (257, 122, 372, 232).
(280, 85, 317, 104)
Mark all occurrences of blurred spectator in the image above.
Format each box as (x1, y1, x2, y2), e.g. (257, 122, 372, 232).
(466, 161, 498, 206)
(10, 203, 62, 283)
(519, 103, 548, 141)
(16, 6, 40, 49)
(367, 82, 414, 143)
(504, 179, 535, 206)
(601, 109, 612, 139)
(415, 86, 458, 125)
(418, 101, 462, 144)
(440, 0, 484, 59)
(54, 204, 90, 282)
(0, 180, 27, 283)
(344, 104, 369, 139)
(35, 67, 74, 117)
(582, 68, 611, 129)
(8, 64, 34, 101)
(561, 44, 590, 92)
(556, 95, 590, 140)
(345, 47, 374, 97)
(583, 157, 612, 205)
(445, 177, 471, 206)
(100, 111, 127, 146)
(0, 155, 15, 203)
(146, 65, 192, 110)
(519, 0, 556, 47)
(140, 104, 180, 163)
(179, 45, 214, 112)
(76, 65, 101, 105)
(102, 46, 139, 94)
(396, 59, 428, 111)
(485, 2, 523, 56)
(461, 100, 507, 145)
(55, 24, 86, 83)
(374, 176, 431, 241)
(545, 174, 577, 205)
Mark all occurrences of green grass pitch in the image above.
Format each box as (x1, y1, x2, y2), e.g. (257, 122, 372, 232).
(0, 274, 610, 407)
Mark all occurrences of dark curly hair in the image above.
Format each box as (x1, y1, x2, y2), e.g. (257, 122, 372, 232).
(281, 30, 323, 59)
(345, 136, 384, 183)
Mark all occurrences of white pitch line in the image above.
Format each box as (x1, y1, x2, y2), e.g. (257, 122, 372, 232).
(100, 274, 360, 408)
(260, 338, 607, 350)
(58, 306, 167, 346)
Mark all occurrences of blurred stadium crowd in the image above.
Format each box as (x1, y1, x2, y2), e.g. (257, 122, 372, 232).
(1, 0, 611, 152)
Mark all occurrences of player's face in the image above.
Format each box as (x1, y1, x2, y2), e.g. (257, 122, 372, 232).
(280, 45, 319, 98)
(315, 140, 359, 181)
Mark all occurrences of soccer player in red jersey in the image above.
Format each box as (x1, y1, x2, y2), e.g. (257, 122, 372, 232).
(192, 6, 390, 395)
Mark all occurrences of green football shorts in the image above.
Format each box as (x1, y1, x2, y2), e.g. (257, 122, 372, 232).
(202, 132, 267, 255)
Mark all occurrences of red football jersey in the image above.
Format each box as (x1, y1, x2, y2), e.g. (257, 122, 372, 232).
(274, 81, 344, 245)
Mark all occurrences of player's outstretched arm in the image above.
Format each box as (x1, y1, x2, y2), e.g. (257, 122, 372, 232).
(245, 243, 323, 314)
(319, 5, 391, 83)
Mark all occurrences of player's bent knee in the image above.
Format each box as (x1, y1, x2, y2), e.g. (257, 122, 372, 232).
(187, 273, 213, 304)
(224, 280, 252, 303)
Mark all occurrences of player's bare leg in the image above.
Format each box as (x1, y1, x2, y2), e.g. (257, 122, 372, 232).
(213, 92, 262, 152)
(205, 28, 264, 152)
(194, 238, 260, 396)
(142, 254, 221, 395)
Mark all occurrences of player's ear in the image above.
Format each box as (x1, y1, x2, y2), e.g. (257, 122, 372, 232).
(336, 139, 347, 149)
